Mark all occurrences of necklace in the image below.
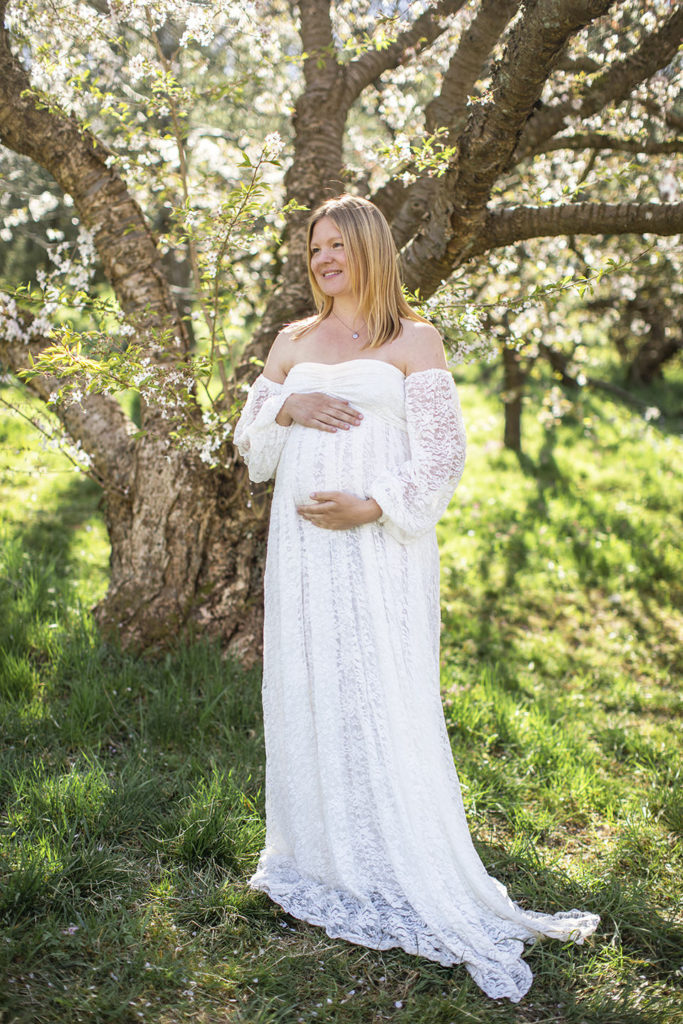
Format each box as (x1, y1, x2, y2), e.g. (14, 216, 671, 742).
(333, 310, 365, 340)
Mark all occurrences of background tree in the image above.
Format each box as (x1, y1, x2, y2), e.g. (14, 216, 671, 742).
(0, 0, 681, 656)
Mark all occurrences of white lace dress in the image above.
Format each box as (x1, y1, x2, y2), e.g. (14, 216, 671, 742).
(234, 360, 599, 1002)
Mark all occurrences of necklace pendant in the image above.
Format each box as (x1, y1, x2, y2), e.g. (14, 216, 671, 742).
(352, 332, 359, 339)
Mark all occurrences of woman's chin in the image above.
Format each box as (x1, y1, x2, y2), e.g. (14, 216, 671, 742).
(317, 277, 350, 297)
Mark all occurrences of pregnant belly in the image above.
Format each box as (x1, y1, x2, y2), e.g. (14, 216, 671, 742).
(277, 425, 365, 507)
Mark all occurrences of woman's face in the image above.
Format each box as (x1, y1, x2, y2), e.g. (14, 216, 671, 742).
(309, 216, 353, 300)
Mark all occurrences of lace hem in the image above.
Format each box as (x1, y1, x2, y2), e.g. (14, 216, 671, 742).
(249, 856, 599, 1002)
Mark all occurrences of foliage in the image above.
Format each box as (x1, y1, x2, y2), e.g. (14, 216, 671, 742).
(1, 377, 682, 1023)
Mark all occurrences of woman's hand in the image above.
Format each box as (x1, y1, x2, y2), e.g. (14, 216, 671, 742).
(297, 492, 383, 530)
(276, 392, 363, 432)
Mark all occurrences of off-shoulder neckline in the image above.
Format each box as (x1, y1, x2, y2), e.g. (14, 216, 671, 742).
(281, 360, 452, 382)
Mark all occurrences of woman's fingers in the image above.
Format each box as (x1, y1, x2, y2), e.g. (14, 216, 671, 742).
(288, 393, 363, 431)
(318, 411, 362, 431)
(297, 492, 364, 531)
(297, 494, 337, 525)
(298, 499, 336, 516)
(309, 492, 339, 502)
(328, 400, 362, 422)
(311, 400, 360, 427)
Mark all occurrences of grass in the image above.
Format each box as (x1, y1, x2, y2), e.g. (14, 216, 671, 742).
(1, 375, 682, 1024)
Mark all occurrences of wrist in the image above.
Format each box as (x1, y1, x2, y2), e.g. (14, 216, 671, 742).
(275, 396, 293, 426)
(361, 498, 383, 524)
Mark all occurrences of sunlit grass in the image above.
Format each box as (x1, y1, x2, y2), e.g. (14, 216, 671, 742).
(1, 376, 682, 1024)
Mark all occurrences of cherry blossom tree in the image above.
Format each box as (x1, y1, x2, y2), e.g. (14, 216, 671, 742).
(0, 0, 681, 656)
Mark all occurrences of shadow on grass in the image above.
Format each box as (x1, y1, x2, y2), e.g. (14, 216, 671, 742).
(442, 411, 679, 695)
(472, 841, 683, 985)
(11, 470, 104, 555)
(226, 844, 682, 1024)
(0, 471, 105, 653)
(511, 422, 677, 594)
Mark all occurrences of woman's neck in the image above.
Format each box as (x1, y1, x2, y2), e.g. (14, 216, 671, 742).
(331, 298, 364, 330)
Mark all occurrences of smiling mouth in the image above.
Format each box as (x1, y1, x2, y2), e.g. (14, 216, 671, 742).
(321, 270, 341, 277)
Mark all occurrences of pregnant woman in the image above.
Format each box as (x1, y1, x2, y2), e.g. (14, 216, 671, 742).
(234, 194, 598, 1001)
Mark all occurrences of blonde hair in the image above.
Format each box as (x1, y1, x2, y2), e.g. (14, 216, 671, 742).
(292, 194, 428, 349)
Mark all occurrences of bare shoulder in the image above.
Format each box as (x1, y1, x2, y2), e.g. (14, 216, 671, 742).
(262, 327, 297, 384)
(398, 319, 448, 374)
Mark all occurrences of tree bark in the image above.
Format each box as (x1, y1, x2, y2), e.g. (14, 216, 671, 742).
(0, 303, 268, 660)
(0, 9, 187, 362)
(533, 131, 683, 157)
(469, 201, 683, 255)
(0, 304, 135, 491)
(97, 447, 268, 662)
(425, 0, 521, 140)
(502, 344, 526, 452)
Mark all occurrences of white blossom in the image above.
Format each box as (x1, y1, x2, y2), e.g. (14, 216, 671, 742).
(263, 132, 284, 159)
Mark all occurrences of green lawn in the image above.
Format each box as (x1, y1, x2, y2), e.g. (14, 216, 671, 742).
(1, 378, 681, 1024)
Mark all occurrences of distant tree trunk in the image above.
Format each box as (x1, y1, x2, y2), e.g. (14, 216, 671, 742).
(502, 345, 526, 452)
(627, 310, 681, 385)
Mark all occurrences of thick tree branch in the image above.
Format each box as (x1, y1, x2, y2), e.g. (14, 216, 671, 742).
(299, 0, 337, 88)
(343, 0, 467, 106)
(0, 0, 187, 355)
(468, 201, 683, 256)
(401, 0, 614, 295)
(426, 0, 520, 136)
(536, 131, 683, 156)
(0, 304, 135, 491)
(373, 0, 520, 238)
(555, 54, 600, 73)
(516, 6, 683, 159)
(376, 0, 520, 250)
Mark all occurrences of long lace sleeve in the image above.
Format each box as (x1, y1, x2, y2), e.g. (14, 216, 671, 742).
(233, 374, 291, 482)
(366, 368, 466, 544)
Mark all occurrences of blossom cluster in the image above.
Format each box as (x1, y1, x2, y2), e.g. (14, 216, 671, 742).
(0, 293, 53, 345)
(421, 293, 497, 365)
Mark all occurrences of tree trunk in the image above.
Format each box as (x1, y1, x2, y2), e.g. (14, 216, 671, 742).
(626, 311, 681, 385)
(97, 442, 268, 663)
(502, 344, 526, 452)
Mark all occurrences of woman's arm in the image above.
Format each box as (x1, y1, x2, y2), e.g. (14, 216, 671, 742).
(233, 374, 292, 482)
(365, 369, 466, 543)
